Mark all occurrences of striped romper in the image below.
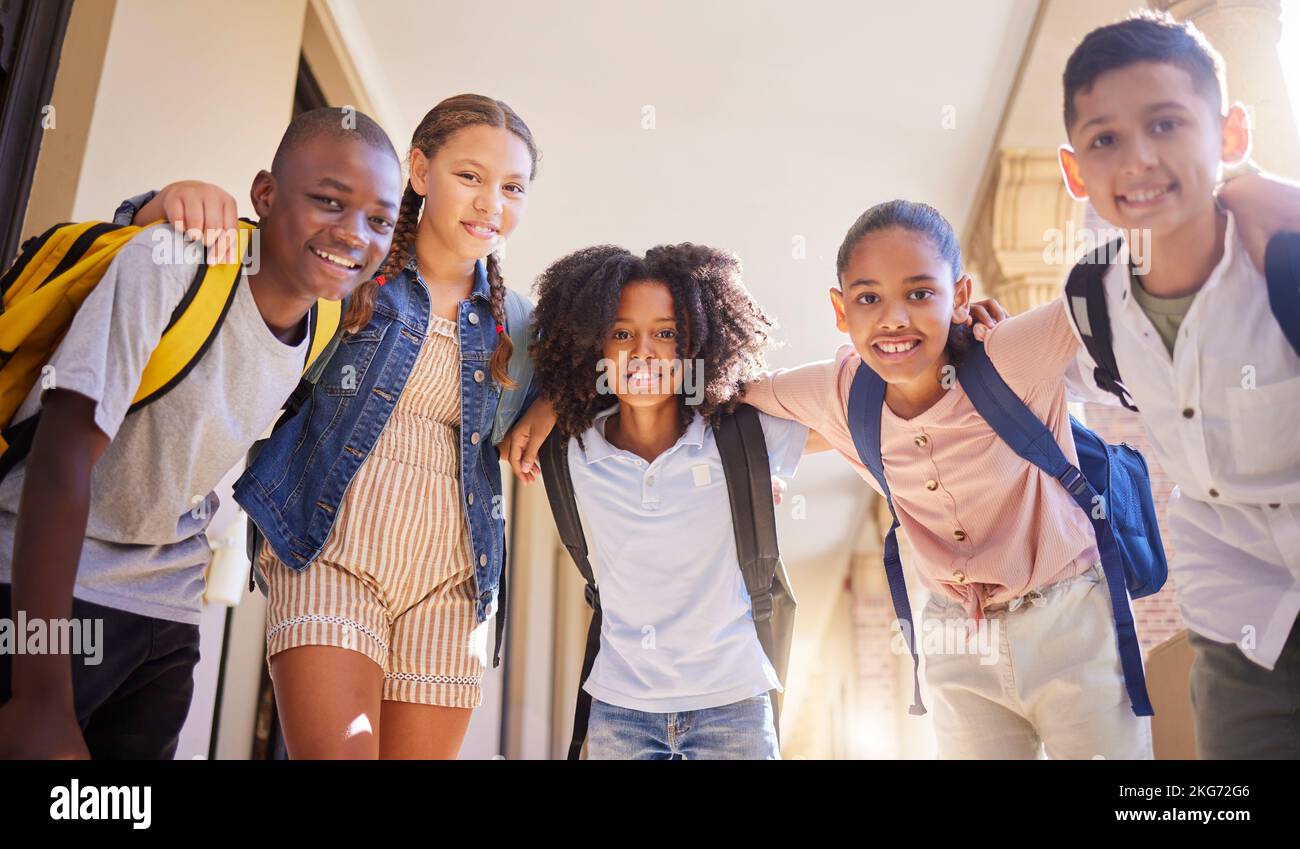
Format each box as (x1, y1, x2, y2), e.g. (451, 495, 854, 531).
(258, 312, 488, 708)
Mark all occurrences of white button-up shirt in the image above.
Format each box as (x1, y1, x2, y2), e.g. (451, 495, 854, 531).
(569, 405, 807, 712)
(1065, 213, 1300, 669)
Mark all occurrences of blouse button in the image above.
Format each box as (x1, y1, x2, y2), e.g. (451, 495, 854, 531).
(474, 369, 485, 383)
(1208, 488, 1219, 498)
(1182, 408, 1195, 419)
(953, 529, 967, 542)
(468, 313, 480, 325)
(470, 432, 481, 445)
(914, 435, 928, 448)
(925, 480, 938, 491)
(1269, 503, 1281, 509)
(479, 554, 488, 566)
(467, 492, 475, 505)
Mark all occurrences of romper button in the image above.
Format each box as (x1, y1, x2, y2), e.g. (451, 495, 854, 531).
(479, 554, 488, 566)
(468, 313, 479, 325)
(914, 435, 928, 447)
(467, 492, 475, 505)
(470, 432, 480, 445)
(925, 480, 938, 491)
(1208, 488, 1219, 498)
(953, 570, 966, 584)
(953, 529, 967, 541)
(474, 369, 485, 382)
(1182, 408, 1194, 419)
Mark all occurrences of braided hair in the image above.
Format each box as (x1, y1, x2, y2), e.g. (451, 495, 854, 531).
(344, 94, 540, 389)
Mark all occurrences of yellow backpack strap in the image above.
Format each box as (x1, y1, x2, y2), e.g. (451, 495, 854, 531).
(304, 297, 342, 374)
(129, 223, 254, 412)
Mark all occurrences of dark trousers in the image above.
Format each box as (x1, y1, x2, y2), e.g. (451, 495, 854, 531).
(0, 583, 201, 759)
(1189, 614, 1300, 759)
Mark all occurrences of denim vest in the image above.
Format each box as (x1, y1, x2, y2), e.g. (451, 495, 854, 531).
(233, 258, 535, 664)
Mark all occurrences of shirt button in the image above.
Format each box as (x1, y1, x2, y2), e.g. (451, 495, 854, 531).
(479, 553, 488, 566)
(1182, 408, 1195, 419)
(474, 369, 485, 383)
(647, 475, 655, 486)
(953, 529, 967, 542)
(467, 492, 475, 505)
(468, 313, 479, 325)
(914, 435, 928, 447)
(470, 431, 480, 445)
(952, 570, 966, 584)
(925, 479, 938, 491)
(1208, 488, 1219, 498)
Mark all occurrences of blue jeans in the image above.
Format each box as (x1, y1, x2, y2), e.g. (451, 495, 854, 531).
(586, 693, 780, 760)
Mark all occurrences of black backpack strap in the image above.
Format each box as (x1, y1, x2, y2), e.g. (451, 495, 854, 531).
(1264, 232, 1300, 358)
(537, 428, 602, 761)
(1063, 238, 1138, 411)
(713, 405, 780, 627)
(713, 404, 786, 733)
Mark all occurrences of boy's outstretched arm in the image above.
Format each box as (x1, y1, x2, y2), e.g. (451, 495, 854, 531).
(0, 390, 109, 760)
(1217, 172, 1300, 273)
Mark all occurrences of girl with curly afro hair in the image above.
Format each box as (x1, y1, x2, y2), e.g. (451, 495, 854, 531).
(506, 241, 826, 759)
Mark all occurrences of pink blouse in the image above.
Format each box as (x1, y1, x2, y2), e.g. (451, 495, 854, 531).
(743, 297, 1099, 620)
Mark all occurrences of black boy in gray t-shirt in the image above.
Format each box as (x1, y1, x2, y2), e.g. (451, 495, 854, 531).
(0, 108, 401, 759)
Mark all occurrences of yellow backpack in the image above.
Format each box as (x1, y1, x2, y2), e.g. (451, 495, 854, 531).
(0, 219, 342, 478)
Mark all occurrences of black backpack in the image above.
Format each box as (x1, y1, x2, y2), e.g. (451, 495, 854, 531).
(539, 403, 797, 760)
(1065, 232, 1300, 411)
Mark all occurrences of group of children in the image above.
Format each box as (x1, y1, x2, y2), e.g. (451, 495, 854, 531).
(0, 11, 1296, 760)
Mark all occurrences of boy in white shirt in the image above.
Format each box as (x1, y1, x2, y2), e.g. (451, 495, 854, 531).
(1056, 12, 1300, 758)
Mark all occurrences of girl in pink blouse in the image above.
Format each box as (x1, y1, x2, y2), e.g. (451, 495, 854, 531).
(740, 200, 1152, 759)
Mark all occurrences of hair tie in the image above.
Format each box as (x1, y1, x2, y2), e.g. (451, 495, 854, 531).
(374, 275, 387, 287)
(495, 323, 505, 335)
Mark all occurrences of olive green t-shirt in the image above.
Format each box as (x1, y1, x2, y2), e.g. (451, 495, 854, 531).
(1130, 271, 1197, 355)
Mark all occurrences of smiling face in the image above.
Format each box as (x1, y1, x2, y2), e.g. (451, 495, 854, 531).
(1060, 61, 1248, 237)
(600, 280, 686, 411)
(409, 123, 533, 264)
(252, 135, 402, 301)
(830, 227, 971, 388)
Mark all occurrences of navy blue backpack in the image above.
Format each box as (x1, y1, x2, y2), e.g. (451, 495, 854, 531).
(846, 341, 1167, 718)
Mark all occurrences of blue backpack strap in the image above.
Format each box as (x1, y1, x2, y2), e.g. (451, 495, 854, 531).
(846, 364, 926, 716)
(1264, 232, 1300, 358)
(957, 342, 1153, 717)
(491, 288, 537, 446)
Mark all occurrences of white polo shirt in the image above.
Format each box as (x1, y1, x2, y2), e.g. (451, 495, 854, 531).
(1065, 213, 1300, 669)
(570, 405, 807, 713)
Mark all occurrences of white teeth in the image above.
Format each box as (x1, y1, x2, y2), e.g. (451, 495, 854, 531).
(466, 224, 497, 237)
(312, 247, 359, 269)
(1125, 187, 1168, 203)
(876, 340, 919, 354)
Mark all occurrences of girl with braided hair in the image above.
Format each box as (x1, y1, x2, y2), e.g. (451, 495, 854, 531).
(120, 95, 542, 758)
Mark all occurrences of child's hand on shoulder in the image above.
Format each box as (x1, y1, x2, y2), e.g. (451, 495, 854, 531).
(969, 297, 1010, 341)
(502, 397, 558, 484)
(135, 180, 241, 264)
(1217, 172, 1300, 273)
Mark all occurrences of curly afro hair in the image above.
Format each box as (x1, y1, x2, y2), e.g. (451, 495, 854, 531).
(531, 242, 776, 446)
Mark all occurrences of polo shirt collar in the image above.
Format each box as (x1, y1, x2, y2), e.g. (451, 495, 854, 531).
(581, 405, 707, 465)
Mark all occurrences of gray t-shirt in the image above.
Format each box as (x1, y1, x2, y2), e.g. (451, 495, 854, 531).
(0, 224, 309, 624)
